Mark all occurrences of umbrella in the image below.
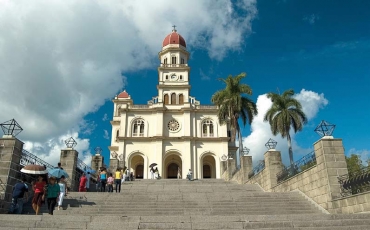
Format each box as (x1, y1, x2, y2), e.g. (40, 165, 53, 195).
(20, 165, 48, 175)
(85, 169, 96, 174)
(48, 168, 69, 178)
(149, 163, 157, 168)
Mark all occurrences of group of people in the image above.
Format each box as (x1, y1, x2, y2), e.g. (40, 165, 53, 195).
(150, 167, 160, 179)
(95, 168, 133, 192)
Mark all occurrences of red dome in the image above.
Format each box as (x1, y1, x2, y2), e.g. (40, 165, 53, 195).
(117, 90, 129, 98)
(162, 30, 186, 48)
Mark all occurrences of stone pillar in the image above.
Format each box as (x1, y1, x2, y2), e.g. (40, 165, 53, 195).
(240, 155, 253, 183)
(264, 150, 283, 190)
(314, 137, 348, 201)
(109, 158, 119, 174)
(91, 154, 104, 172)
(60, 149, 78, 191)
(227, 158, 236, 180)
(0, 136, 24, 213)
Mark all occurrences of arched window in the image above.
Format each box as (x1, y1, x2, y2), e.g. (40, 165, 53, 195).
(165, 75, 169, 80)
(179, 94, 184, 105)
(164, 94, 169, 105)
(171, 93, 176, 104)
(172, 56, 177, 64)
(164, 58, 167, 64)
(202, 119, 214, 137)
(179, 75, 183, 80)
(132, 119, 145, 137)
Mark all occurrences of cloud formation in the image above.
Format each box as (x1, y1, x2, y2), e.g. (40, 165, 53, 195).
(348, 148, 370, 166)
(0, 0, 258, 146)
(242, 89, 328, 166)
(303, 14, 320, 25)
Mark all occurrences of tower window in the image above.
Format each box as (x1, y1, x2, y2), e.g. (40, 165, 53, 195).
(202, 119, 214, 137)
(165, 75, 168, 80)
(172, 56, 177, 64)
(181, 58, 184, 64)
(132, 119, 145, 137)
(164, 94, 169, 105)
(164, 58, 167, 64)
(179, 94, 184, 105)
(179, 75, 183, 80)
(171, 93, 176, 104)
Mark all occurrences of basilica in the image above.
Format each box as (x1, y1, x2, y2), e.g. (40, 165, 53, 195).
(108, 28, 233, 179)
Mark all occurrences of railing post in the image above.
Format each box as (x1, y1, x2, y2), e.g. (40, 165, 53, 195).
(0, 136, 24, 213)
(264, 149, 283, 190)
(240, 155, 253, 183)
(91, 153, 104, 173)
(60, 149, 78, 191)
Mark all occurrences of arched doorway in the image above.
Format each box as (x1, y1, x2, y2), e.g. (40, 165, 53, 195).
(167, 163, 178, 178)
(164, 153, 182, 179)
(202, 155, 216, 179)
(130, 155, 145, 179)
(203, 165, 211, 178)
(136, 165, 144, 179)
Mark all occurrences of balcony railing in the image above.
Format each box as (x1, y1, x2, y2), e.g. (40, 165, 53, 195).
(160, 64, 188, 68)
(196, 105, 218, 109)
(130, 105, 150, 109)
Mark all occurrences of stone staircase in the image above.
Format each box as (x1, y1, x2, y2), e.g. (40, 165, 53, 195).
(2, 179, 370, 229)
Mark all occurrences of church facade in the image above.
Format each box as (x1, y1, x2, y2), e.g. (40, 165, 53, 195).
(108, 28, 232, 179)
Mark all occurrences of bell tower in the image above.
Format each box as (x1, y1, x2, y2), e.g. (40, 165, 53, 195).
(158, 26, 191, 105)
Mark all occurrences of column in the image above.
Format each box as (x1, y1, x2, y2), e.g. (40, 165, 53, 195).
(109, 159, 119, 174)
(60, 149, 79, 191)
(264, 150, 283, 190)
(240, 155, 253, 183)
(0, 136, 24, 212)
(91, 154, 104, 172)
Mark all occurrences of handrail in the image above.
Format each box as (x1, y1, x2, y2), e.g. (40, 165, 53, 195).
(248, 160, 265, 179)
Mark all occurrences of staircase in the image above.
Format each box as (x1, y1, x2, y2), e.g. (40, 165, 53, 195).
(2, 179, 370, 229)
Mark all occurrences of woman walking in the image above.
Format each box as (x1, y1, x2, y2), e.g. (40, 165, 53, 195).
(32, 175, 46, 215)
(100, 169, 107, 192)
(45, 177, 60, 215)
(57, 175, 67, 210)
(115, 169, 121, 193)
(177, 167, 181, 179)
(107, 173, 114, 193)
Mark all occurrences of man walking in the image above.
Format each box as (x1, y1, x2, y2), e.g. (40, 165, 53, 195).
(9, 177, 29, 214)
(85, 172, 91, 192)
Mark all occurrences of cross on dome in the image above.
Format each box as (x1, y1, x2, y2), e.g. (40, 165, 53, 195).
(172, 25, 177, 32)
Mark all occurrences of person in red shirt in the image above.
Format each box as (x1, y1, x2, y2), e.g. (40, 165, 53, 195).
(79, 173, 87, 192)
(32, 175, 46, 215)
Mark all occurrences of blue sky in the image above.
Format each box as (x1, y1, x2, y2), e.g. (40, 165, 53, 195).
(1, 0, 369, 166)
(86, 0, 370, 165)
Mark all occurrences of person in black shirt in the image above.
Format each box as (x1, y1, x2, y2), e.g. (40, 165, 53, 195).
(9, 177, 29, 214)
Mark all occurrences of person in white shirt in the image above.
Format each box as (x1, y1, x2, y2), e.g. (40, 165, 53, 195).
(187, 169, 192, 181)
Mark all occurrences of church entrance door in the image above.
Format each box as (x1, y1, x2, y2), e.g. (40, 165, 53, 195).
(136, 165, 144, 179)
(203, 165, 211, 178)
(167, 163, 178, 179)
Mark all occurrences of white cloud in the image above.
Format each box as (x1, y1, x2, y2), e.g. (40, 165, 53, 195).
(303, 14, 320, 25)
(0, 0, 258, 147)
(242, 89, 328, 166)
(102, 114, 109, 122)
(23, 131, 92, 167)
(103, 130, 109, 140)
(199, 69, 211, 81)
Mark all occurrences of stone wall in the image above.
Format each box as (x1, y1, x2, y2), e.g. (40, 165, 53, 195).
(247, 168, 268, 190)
(330, 191, 370, 214)
(223, 155, 252, 184)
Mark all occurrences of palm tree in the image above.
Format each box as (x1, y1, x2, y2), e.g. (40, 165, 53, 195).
(263, 89, 307, 166)
(211, 72, 258, 144)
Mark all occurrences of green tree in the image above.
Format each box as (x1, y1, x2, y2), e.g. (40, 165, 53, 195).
(211, 72, 258, 143)
(263, 89, 307, 166)
(345, 154, 365, 177)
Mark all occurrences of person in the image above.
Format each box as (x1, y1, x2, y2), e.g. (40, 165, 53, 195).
(126, 169, 130, 181)
(32, 175, 46, 215)
(115, 169, 121, 193)
(96, 172, 101, 192)
(130, 172, 134, 181)
(79, 173, 87, 192)
(85, 172, 91, 192)
(154, 167, 159, 179)
(107, 173, 114, 192)
(56, 162, 63, 170)
(9, 177, 29, 214)
(100, 169, 107, 192)
(45, 177, 60, 215)
(57, 175, 67, 210)
(121, 169, 125, 184)
(187, 169, 192, 181)
(150, 167, 154, 179)
(177, 167, 182, 179)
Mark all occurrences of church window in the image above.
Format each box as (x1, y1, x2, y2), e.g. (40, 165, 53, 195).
(179, 94, 184, 105)
(132, 119, 145, 137)
(168, 119, 180, 132)
(179, 75, 183, 80)
(172, 56, 177, 64)
(116, 130, 120, 140)
(164, 58, 167, 64)
(165, 75, 168, 80)
(202, 119, 214, 137)
(181, 58, 184, 64)
(171, 93, 176, 104)
(164, 94, 169, 105)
